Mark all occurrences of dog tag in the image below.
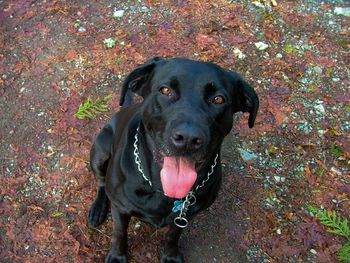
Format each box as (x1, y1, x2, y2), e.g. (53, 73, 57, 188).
(174, 216, 188, 228)
(172, 200, 183, 213)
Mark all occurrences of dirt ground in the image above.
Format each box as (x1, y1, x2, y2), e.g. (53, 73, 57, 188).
(0, 0, 349, 262)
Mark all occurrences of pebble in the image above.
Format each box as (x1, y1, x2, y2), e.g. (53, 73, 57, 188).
(334, 7, 350, 17)
(276, 228, 282, 234)
(233, 48, 246, 59)
(103, 38, 116, 48)
(331, 167, 342, 176)
(252, 1, 265, 8)
(113, 9, 125, 18)
(141, 6, 149, 12)
(317, 129, 326, 136)
(313, 66, 323, 75)
(78, 27, 86, 32)
(274, 176, 286, 183)
(314, 100, 325, 115)
(238, 148, 258, 161)
(310, 249, 317, 255)
(255, 42, 269, 51)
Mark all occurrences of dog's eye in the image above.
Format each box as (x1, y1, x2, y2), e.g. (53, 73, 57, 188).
(159, 86, 172, 97)
(212, 95, 225, 105)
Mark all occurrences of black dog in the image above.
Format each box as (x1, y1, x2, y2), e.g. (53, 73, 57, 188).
(88, 57, 259, 263)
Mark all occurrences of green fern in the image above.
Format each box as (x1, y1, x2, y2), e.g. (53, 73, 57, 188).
(74, 94, 112, 120)
(308, 205, 350, 262)
(339, 242, 350, 262)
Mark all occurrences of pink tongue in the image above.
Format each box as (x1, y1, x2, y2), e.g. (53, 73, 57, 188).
(160, 157, 197, 199)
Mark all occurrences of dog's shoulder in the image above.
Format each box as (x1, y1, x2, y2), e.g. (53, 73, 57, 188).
(108, 103, 142, 145)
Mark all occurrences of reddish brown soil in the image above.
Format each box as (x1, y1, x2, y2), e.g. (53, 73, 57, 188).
(1, 1, 349, 262)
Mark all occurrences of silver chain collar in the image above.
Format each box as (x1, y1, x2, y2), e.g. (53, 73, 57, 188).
(133, 126, 219, 228)
(133, 127, 153, 187)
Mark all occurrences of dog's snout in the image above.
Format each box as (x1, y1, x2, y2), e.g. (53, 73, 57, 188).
(170, 126, 205, 152)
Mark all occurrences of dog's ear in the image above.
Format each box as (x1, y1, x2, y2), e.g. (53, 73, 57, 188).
(228, 72, 259, 128)
(119, 57, 163, 106)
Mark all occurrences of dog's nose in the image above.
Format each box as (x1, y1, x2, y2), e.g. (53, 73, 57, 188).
(171, 126, 205, 152)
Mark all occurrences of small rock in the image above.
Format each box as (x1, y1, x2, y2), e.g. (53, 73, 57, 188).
(78, 26, 86, 32)
(334, 7, 350, 17)
(233, 48, 246, 59)
(276, 53, 283, 58)
(314, 100, 325, 115)
(317, 129, 326, 136)
(331, 167, 342, 176)
(113, 9, 125, 18)
(313, 66, 323, 75)
(103, 38, 116, 48)
(310, 249, 317, 255)
(255, 42, 269, 51)
(252, 1, 265, 8)
(238, 148, 257, 162)
(274, 176, 286, 183)
(141, 6, 149, 12)
(276, 228, 282, 235)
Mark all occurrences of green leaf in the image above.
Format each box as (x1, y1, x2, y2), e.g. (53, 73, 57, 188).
(104, 94, 113, 100)
(74, 95, 112, 120)
(51, 212, 64, 218)
(338, 242, 350, 262)
(309, 206, 350, 240)
(309, 206, 350, 262)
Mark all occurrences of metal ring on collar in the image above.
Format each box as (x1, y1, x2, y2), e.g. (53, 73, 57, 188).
(174, 216, 188, 228)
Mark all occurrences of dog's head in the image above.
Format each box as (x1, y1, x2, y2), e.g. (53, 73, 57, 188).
(120, 57, 259, 198)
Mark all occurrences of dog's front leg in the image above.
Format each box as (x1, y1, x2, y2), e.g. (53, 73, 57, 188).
(161, 224, 184, 263)
(105, 205, 131, 263)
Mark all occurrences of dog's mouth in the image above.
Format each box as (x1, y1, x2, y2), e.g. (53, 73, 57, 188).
(160, 156, 198, 199)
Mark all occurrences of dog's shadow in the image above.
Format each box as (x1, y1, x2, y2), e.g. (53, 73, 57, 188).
(179, 133, 256, 263)
(180, 173, 250, 263)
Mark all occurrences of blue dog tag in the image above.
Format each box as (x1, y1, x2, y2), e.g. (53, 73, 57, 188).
(172, 200, 183, 213)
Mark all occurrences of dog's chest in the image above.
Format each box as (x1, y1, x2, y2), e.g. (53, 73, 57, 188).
(120, 186, 204, 228)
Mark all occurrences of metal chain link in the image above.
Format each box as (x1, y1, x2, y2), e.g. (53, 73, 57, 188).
(133, 127, 152, 187)
(133, 126, 219, 228)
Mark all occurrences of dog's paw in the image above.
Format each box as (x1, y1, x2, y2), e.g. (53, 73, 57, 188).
(105, 252, 127, 263)
(88, 198, 108, 227)
(160, 254, 184, 263)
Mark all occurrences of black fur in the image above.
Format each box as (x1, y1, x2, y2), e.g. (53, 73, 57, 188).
(88, 57, 259, 262)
